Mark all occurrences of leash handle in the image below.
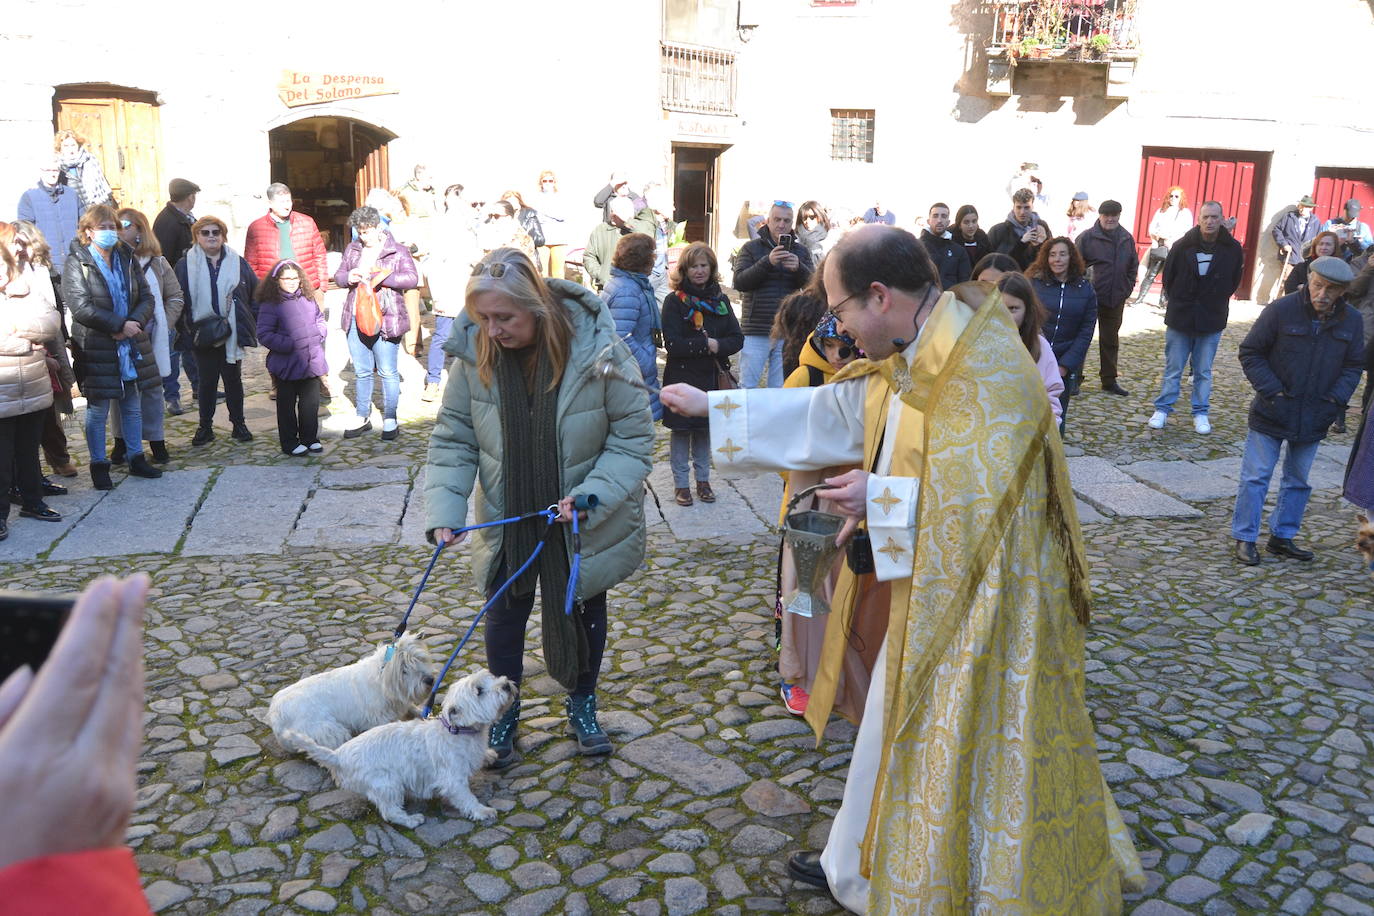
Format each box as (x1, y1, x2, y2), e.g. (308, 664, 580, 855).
(564, 509, 581, 617)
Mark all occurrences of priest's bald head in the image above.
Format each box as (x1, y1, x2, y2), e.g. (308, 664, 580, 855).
(823, 225, 940, 360)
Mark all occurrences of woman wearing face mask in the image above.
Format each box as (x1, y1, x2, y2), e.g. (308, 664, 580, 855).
(63, 205, 163, 488)
(110, 209, 183, 465)
(659, 242, 743, 506)
(53, 130, 116, 212)
(174, 215, 259, 448)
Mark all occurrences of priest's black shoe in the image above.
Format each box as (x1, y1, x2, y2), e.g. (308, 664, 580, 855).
(1233, 540, 1260, 566)
(1102, 382, 1130, 397)
(786, 851, 829, 890)
(19, 503, 61, 522)
(1266, 536, 1314, 561)
(41, 476, 67, 496)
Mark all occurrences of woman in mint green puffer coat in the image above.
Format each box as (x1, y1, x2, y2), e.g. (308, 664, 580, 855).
(425, 247, 652, 767)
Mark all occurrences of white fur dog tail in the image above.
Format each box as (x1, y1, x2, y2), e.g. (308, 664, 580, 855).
(283, 730, 342, 774)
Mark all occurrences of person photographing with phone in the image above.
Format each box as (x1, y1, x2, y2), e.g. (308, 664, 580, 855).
(0, 575, 154, 915)
(987, 187, 1048, 269)
(732, 201, 815, 388)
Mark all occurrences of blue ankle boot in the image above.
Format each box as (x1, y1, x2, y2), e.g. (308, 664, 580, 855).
(487, 699, 520, 769)
(566, 694, 612, 756)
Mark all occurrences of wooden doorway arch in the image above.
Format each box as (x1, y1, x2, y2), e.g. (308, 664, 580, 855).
(268, 117, 396, 250)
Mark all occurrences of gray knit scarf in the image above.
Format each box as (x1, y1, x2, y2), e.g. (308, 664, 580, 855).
(495, 348, 586, 691)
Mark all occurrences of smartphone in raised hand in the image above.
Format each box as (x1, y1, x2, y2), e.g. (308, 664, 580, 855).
(0, 591, 77, 682)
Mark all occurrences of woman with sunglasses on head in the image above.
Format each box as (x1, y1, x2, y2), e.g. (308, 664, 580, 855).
(426, 247, 652, 767)
(336, 205, 418, 441)
(1134, 185, 1193, 304)
(256, 261, 327, 455)
(110, 208, 182, 465)
(174, 215, 258, 448)
(535, 171, 570, 279)
(64, 205, 165, 488)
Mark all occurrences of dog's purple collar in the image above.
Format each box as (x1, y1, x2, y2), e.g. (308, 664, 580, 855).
(439, 713, 480, 736)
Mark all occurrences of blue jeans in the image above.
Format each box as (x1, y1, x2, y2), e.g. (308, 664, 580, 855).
(1153, 328, 1223, 416)
(740, 335, 784, 389)
(163, 344, 199, 401)
(347, 325, 401, 420)
(1230, 430, 1320, 542)
(426, 315, 454, 385)
(86, 381, 143, 461)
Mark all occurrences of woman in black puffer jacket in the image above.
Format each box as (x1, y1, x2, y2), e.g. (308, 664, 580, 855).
(63, 205, 163, 489)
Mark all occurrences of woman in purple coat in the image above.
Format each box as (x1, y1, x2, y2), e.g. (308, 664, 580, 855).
(256, 260, 327, 455)
(335, 206, 418, 441)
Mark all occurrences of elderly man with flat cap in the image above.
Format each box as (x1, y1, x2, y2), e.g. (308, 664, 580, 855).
(1231, 255, 1366, 565)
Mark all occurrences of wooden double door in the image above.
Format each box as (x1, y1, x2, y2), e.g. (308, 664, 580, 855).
(1135, 147, 1271, 299)
(54, 87, 164, 218)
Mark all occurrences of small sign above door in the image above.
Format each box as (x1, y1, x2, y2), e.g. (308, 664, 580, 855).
(278, 71, 399, 108)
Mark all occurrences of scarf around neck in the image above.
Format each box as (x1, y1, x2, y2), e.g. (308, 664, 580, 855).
(494, 348, 586, 692)
(674, 280, 729, 329)
(187, 245, 243, 363)
(87, 244, 138, 381)
(1005, 209, 1040, 233)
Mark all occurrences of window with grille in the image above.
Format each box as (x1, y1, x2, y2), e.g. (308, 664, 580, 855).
(830, 109, 874, 163)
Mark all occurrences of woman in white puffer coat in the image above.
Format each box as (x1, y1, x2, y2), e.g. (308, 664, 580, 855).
(0, 221, 63, 539)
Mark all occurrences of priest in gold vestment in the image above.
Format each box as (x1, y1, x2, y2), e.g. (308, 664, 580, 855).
(660, 226, 1144, 914)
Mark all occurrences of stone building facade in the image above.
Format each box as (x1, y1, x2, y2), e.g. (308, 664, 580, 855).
(3, 0, 1372, 301)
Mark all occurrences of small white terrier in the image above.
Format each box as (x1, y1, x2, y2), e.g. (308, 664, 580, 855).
(297, 669, 518, 827)
(268, 632, 436, 753)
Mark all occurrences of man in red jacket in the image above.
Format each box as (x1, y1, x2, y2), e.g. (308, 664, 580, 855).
(244, 183, 328, 298)
(244, 183, 330, 397)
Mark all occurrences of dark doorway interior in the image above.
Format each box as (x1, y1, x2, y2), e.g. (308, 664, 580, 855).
(268, 117, 394, 250)
(672, 144, 726, 246)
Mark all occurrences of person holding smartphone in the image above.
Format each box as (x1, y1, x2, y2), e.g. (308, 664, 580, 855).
(0, 576, 153, 914)
(732, 201, 814, 388)
(986, 187, 1048, 269)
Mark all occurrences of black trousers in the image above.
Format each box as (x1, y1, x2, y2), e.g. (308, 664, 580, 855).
(484, 564, 608, 697)
(0, 410, 46, 519)
(1097, 300, 1126, 384)
(275, 377, 320, 452)
(193, 345, 244, 427)
(1059, 367, 1081, 437)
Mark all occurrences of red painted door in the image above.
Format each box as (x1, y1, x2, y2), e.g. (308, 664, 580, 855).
(1135, 148, 1271, 300)
(1311, 169, 1374, 226)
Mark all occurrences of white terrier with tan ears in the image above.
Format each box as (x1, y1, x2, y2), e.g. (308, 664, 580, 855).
(268, 631, 436, 754)
(296, 669, 518, 827)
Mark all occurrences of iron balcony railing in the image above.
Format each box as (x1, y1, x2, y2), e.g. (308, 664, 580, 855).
(986, 0, 1139, 59)
(660, 41, 737, 115)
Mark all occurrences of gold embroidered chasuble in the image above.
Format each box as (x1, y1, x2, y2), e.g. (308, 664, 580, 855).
(798, 291, 1144, 912)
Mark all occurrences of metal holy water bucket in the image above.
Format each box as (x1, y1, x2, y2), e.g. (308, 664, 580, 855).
(782, 484, 845, 617)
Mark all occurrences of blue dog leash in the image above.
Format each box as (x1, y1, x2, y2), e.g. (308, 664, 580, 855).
(384, 507, 558, 665)
(417, 494, 599, 718)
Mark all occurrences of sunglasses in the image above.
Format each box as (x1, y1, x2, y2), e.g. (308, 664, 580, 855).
(472, 262, 510, 279)
(541, 179, 557, 185)
(199, 228, 222, 237)
(773, 200, 794, 209)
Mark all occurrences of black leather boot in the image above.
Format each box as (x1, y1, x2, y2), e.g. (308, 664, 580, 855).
(128, 454, 163, 479)
(109, 437, 127, 465)
(150, 440, 170, 463)
(1266, 536, 1314, 561)
(90, 462, 113, 491)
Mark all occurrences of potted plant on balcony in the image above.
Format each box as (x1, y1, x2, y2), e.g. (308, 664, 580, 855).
(1087, 33, 1112, 61)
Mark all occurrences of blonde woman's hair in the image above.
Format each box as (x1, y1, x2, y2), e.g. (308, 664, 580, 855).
(465, 247, 572, 391)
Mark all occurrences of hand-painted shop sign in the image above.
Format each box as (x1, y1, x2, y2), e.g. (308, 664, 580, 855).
(278, 71, 399, 108)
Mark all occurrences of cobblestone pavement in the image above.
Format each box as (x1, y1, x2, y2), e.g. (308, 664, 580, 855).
(2, 300, 1371, 915)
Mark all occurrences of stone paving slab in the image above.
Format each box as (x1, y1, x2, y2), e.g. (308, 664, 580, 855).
(729, 472, 785, 528)
(1068, 457, 1202, 518)
(1122, 460, 1236, 502)
(1075, 498, 1108, 525)
(0, 475, 107, 562)
(320, 466, 412, 487)
(49, 469, 212, 559)
(644, 464, 769, 542)
(286, 483, 408, 548)
(181, 466, 318, 556)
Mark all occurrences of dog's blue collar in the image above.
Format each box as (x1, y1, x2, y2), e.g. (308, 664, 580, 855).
(438, 713, 479, 735)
